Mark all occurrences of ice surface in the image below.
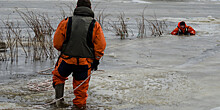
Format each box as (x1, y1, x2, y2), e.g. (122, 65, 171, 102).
(0, 0, 220, 110)
(211, 107, 220, 110)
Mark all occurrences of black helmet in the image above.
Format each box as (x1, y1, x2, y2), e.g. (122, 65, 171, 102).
(180, 21, 186, 26)
(77, 0, 91, 8)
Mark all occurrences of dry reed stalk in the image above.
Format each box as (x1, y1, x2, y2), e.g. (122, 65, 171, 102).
(1, 18, 28, 62)
(0, 28, 3, 41)
(145, 13, 167, 37)
(95, 8, 110, 27)
(16, 9, 56, 61)
(58, 2, 75, 19)
(0, 28, 7, 61)
(136, 7, 147, 38)
(109, 12, 129, 39)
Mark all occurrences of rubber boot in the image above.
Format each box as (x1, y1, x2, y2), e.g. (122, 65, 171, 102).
(55, 83, 70, 108)
(72, 104, 87, 110)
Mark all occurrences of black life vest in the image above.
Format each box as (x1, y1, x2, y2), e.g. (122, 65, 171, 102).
(61, 7, 96, 58)
(177, 26, 189, 35)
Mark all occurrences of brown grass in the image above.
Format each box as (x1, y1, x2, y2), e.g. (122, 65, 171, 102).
(136, 7, 147, 38)
(0, 7, 167, 63)
(95, 9, 110, 27)
(0, 28, 7, 61)
(145, 14, 167, 37)
(16, 9, 56, 61)
(109, 12, 129, 40)
(0, 28, 3, 41)
(136, 7, 167, 38)
(1, 18, 28, 62)
(58, 2, 75, 19)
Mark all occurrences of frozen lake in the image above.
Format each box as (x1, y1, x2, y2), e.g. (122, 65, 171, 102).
(0, 0, 220, 110)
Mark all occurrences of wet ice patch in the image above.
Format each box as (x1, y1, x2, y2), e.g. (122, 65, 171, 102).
(88, 68, 196, 109)
(0, 102, 22, 109)
(27, 79, 53, 92)
(132, 0, 152, 3)
(160, 16, 220, 24)
(0, 77, 56, 109)
(105, 52, 117, 58)
(176, 44, 220, 68)
(211, 107, 220, 110)
(190, 16, 220, 24)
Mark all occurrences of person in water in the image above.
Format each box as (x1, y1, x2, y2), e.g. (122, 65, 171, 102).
(171, 21, 196, 35)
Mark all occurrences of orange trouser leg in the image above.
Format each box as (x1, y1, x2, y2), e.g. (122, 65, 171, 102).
(72, 67, 91, 107)
(52, 58, 69, 86)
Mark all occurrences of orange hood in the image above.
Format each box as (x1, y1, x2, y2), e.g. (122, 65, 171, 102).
(178, 21, 188, 30)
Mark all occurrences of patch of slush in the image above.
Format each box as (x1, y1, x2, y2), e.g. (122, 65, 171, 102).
(0, 102, 23, 109)
(0, 68, 197, 109)
(88, 68, 197, 109)
(0, 77, 55, 109)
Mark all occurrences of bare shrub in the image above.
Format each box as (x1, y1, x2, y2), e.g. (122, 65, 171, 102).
(95, 9, 110, 27)
(0, 28, 3, 41)
(0, 8, 57, 63)
(109, 12, 129, 40)
(59, 6, 67, 19)
(16, 9, 56, 61)
(1, 19, 29, 62)
(58, 2, 75, 19)
(145, 14, 167, 37)
(136, 7, 147, 38)
(64, 2, 75, 15)
(4, 20, 28, 57)
(5, 26, 16, 62)
(0, 28, 7, 61)
(136, 6, 167, 38)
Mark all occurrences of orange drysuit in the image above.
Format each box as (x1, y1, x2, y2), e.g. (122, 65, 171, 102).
(52, 16, 106, 107)
(171, 21, 196, 35)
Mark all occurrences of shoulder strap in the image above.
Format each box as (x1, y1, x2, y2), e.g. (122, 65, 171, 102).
(61, 17, 73, 59)
(63, 17, 72, 45)
(87, 19, 96, 48)
(61, 18, 96, 59)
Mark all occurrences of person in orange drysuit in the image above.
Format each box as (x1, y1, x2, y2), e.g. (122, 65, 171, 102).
(171, 21, 196, 35)
(52, 0, 106, 109)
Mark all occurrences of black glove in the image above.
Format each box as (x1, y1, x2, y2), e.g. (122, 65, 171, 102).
(91, 59, 99, 71)
(185, 28, 190, 35)
(185, 27, 188, 32)
(177, 28, 182, 35)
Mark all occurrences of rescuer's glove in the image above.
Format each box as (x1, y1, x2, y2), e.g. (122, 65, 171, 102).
(91, 59, 99, 71)
(177, 28, 182, 35)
